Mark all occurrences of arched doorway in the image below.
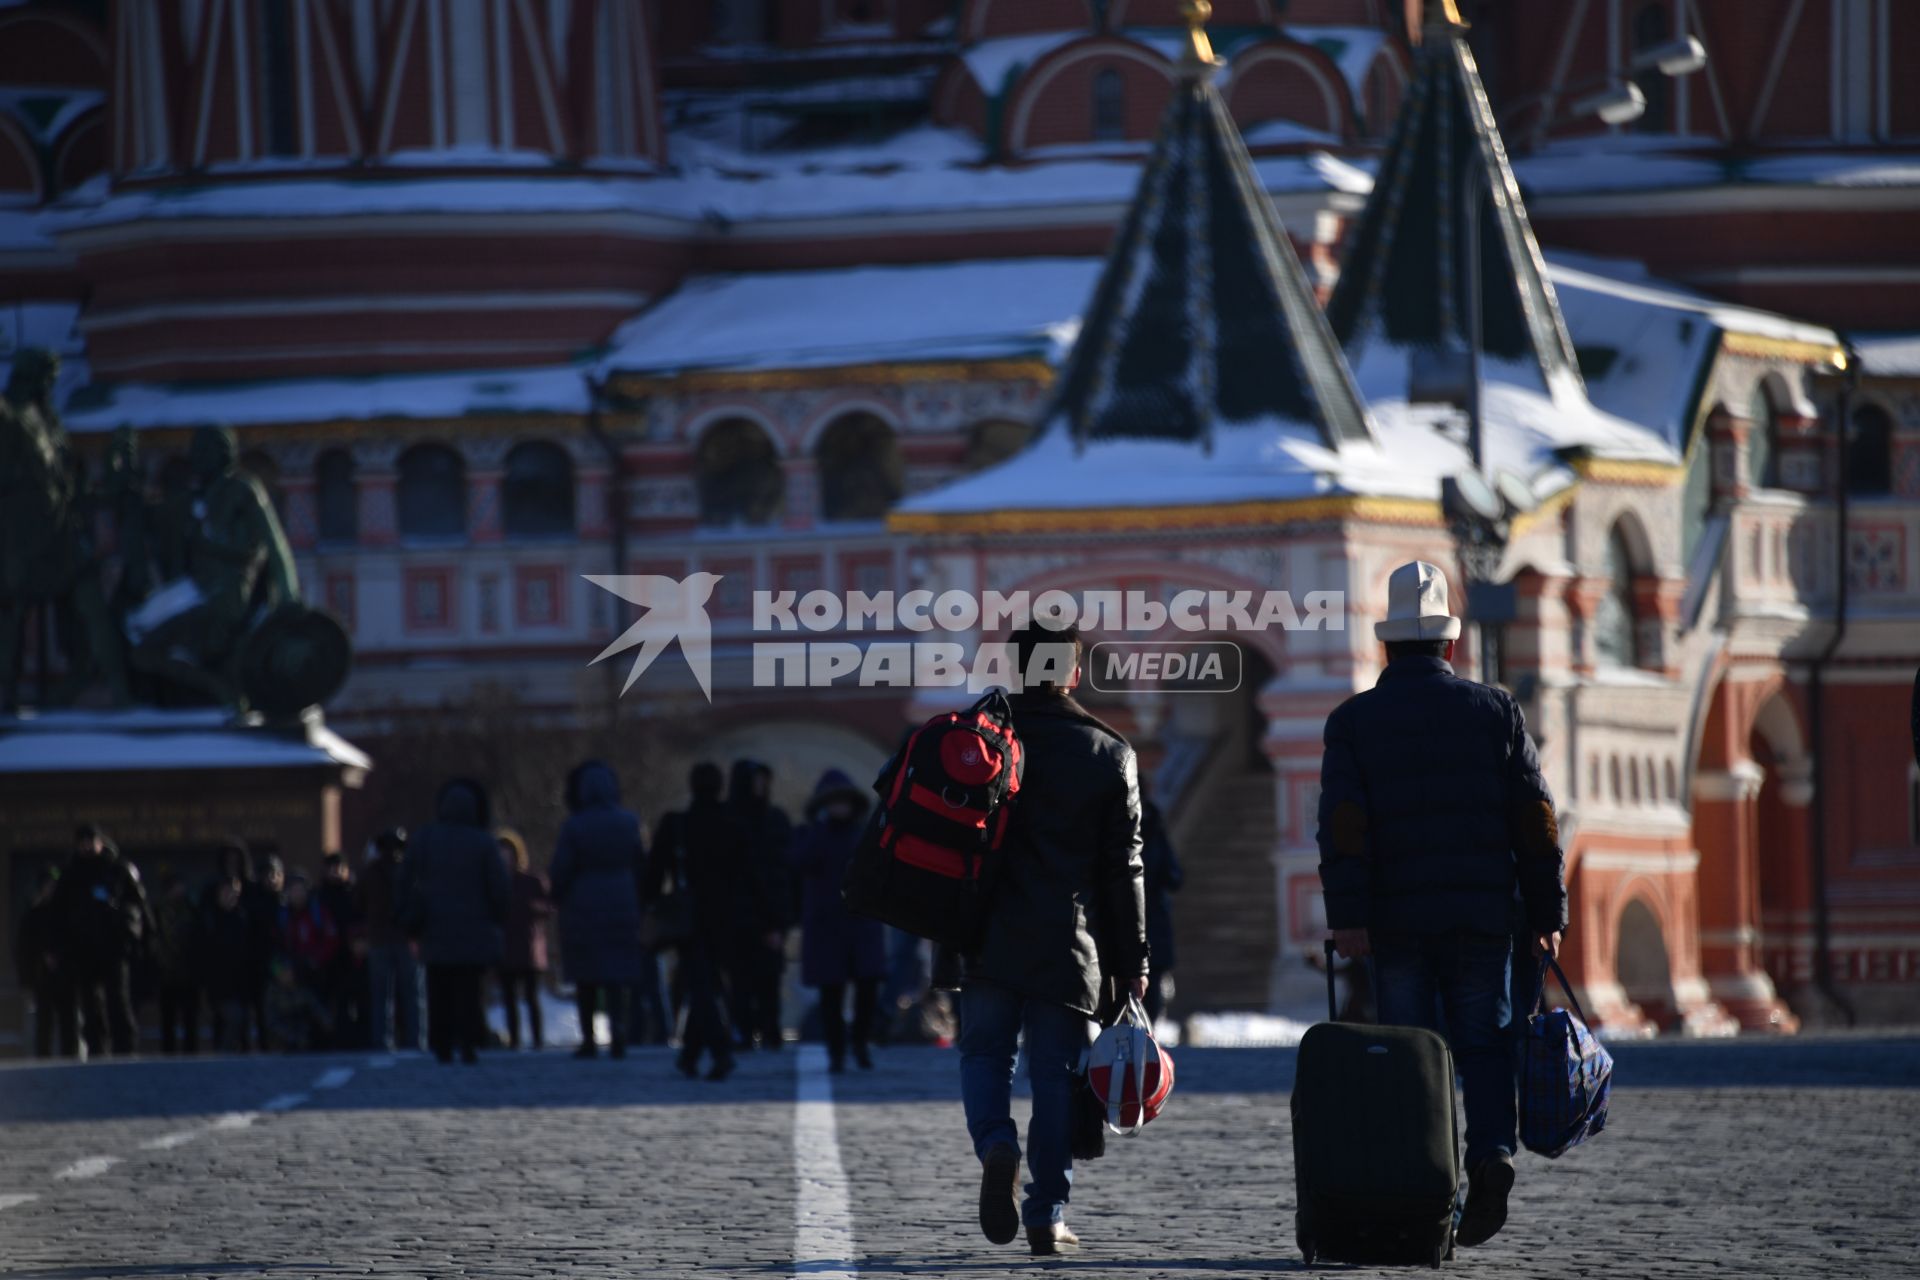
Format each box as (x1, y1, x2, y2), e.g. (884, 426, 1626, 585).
(1616, 897, 1677, 1029)
(1749, 693, 1811, 1028)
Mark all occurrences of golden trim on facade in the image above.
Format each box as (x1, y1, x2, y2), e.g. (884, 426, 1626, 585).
(887, 494, 1444, 536)
(608, 359, 1056, 396)
(1568, 455, 1687, 486)
(1720, 332, 1847, 367)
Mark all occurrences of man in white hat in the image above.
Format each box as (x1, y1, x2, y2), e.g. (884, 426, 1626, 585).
(1315, 560, 1566, 1247)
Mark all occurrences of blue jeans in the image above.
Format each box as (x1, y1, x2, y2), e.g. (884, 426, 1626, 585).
(1372, 931, 1515, 1170)
(958, 982, 1095, 1228)
(369, 942, 424, 1052)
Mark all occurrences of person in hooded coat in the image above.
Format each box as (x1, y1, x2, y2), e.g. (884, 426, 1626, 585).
(53, 824, 153, 1058)
(648, 761, 744, 1081)
(398, 778, 508, 1064)
(549, 761, 647, 1059)
(726, 759, 793, 1052)
(788, 769, 885, 1073)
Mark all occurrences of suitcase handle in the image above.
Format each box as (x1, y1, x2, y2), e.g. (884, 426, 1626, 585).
(1323, 938, 1338, 1022)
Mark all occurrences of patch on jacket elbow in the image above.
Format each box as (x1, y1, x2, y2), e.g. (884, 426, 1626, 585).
(1330, 801, 1369, 860)
(1518, 800, 1560, 858)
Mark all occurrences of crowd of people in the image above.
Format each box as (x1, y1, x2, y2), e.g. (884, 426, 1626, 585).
(13, 752, 1156, 1072)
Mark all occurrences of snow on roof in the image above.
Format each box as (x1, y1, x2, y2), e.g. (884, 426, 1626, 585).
(1286, 25, 1389, 105)
(63, 363, 593, 433)
(0, 708, 371, 774)
(1853, 334, 1920, 377)
(1743, 152, 1920, 187)
(1512, 145, 1728, 195)
(959, 32, 1080, 97)
(1547, 251, 1840, 450)
(600, 258, 1102, 377)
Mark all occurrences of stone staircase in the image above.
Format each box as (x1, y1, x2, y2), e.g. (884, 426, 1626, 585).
(1167, 767, 1280, 1012)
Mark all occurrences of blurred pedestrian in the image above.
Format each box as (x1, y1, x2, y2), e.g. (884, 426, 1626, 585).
(279, 873, 340, 1046)
(399, 779, 508, 1065)
(54, 824, 153, 1058)
(649, 762, 743, 1082)
(200, 842, 258, 1050)
(265, 958, 332, 1052)
(243, 853, 286, 1048)
(200, 877, 255, 1053)
(1139, 787, 1185, 1023)
(497, 828, 553, 1051)
(357, 827, 424, 1052)
(13, 868, 73, 1057)
(552, 762, 646, 1059)
(788, 770, 884, 1073)
(727, 759, 793, 1052)
(317, 852, 367, 1047)
(152, 872, 202, 1054)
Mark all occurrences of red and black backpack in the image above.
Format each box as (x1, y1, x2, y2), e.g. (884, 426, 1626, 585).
(842, 690, 1024, 951)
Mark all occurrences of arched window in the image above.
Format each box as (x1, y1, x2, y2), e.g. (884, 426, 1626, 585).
(1092, 68, 1125, 143)
(1630, 4, 1672, 134)
(256, 0, 300, 157)
(816, 412, 903, 522)
(965, 420, 1031, 472)
(1847, 404, 1894, 496)
(1747, 384, 1779, 488)
(502, 441, 576, 538)
(1594, 524, 1640, 668)
(316, 448, 357, 545)
(696, 418, 784, 527)
(240, 449, 285, 519)
(397, 443, 468, 540)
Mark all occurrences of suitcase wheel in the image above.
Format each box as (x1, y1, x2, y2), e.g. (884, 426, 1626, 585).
(1297, 1230, 1315, 1267)
(1430, 1239, 1447, 1269)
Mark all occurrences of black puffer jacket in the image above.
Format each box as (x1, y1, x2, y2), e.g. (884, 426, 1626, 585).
(967, 693, 1148, 1017)
(1315, 655, 1566, 939)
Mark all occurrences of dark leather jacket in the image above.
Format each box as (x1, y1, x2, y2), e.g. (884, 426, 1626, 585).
(1316, 655, 1567, 939)
(967, 693, 1148, 1016)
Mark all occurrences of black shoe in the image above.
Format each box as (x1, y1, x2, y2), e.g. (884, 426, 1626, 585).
(828, 1056, 846, 1075)
(852, 1043, 874, 1070)
(1027, 1223, 1080, 1256)
(573, 1044, 598, 1060)
(978, 1145, 1020, 1246)
(460, 1047, 478, 1065)
(706, 1059, 735, 1083)
(1457, 1152, 1516, 1247)
(609, 1042, 627, 1060)
(675, 1056, 698, 1079)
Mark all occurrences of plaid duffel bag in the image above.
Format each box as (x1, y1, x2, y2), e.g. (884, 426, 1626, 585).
(1520, 955, 1614, 1158)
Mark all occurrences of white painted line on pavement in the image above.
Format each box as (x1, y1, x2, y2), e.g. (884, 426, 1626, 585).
(53, 1156, 123, 1181)
(792, 1044, 858, 1280)
(260, 1092, 309, 1112)
(0, 1194, 39, 1212)
(312, 1067, 355, 1090)
(210, 1112, 258, 1132)
(140, 1129, 203, 1152)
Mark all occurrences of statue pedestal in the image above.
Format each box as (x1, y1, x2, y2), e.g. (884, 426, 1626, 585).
(0, 709, 369, 1055)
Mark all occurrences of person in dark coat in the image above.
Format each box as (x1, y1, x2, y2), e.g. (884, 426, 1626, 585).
(356, 827, 423, 1052)
(200, 876, 256, 1052)
(13, 869, 73, 1057)
(1316, 561, 1567, 1250)
(151, 873, 202, 1053)
(199, 842, 258, 1050)
(317, 851, 367, 1048)
(726, 759, 794, 1052)
(496, 829, 552, 1051)
(788, 769, 885, 1073)
(648, 762, 744, 1081)
(962, 622, 1148, 1257)
(53, 824, 154, 1058)
(1138, 789, 1184, 1023)
(551, 761, 647, 1059)
(242, 852, 285, 1049)
(398, 778, 509, 1064)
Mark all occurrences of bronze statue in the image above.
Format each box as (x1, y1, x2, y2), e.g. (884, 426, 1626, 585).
(0, 350, 130, 710)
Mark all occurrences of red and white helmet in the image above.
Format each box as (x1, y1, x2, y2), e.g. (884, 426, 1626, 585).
(1080, 997, 1175, 1135)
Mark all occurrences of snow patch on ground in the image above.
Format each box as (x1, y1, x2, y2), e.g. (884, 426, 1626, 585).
(1182, 1013, 1315, 1048)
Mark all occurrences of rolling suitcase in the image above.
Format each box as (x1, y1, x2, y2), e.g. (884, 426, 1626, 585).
(1290, 940, 1459, 1268)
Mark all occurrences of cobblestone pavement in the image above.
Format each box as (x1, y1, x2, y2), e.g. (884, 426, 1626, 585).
(0, 1034, 1916, 1279)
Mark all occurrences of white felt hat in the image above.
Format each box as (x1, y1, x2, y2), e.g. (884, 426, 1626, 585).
(1374, 560, 1462, 642)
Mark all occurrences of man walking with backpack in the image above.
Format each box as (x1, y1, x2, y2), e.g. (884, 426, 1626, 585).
(961, 620, 1149, 1256)
(1317, 561, 1567, 1248)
